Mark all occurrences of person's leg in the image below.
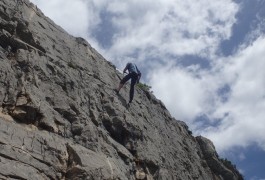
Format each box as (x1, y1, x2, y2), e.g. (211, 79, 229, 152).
(116, 83, 123, 92)
(117, 73, 131, 92)
(129, 73, 138, 103)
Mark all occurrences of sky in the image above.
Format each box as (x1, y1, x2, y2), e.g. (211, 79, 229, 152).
(29, 0, 265, 179)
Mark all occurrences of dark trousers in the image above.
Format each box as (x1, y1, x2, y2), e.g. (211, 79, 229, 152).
(120, 72, 138, 102)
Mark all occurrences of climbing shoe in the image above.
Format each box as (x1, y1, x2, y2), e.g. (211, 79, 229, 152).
(126, 102, 131, 108)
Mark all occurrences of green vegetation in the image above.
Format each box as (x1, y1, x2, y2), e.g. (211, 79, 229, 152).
(217, 156, 244, 179)
(137, 82, 152, 92)
(220, 158, 236, 169)
(188, 129, 192, 135)
(68, 61, 78, 69)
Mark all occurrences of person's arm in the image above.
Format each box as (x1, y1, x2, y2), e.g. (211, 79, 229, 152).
(123, 63, 129, 73)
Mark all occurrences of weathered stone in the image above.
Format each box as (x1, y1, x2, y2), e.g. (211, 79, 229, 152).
(196, 136, 243, 180)
(0, 0, 243, 179)
(136, 170, 146, 179)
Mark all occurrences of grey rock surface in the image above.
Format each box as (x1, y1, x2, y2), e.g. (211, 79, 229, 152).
(0, 0, 243, 179)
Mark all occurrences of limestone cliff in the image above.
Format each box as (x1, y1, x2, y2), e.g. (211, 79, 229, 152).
(0, 0, 243, 179)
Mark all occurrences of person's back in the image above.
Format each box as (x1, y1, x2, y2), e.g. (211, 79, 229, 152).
(127, 63, 137, 74)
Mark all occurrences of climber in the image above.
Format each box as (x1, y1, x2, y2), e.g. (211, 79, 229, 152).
(115, 62, 141, 105)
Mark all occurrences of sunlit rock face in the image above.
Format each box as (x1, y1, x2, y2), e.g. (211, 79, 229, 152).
(0, 0, 243, 179)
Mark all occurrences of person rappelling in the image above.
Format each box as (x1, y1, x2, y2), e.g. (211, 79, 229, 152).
(115, 62, 141, 106)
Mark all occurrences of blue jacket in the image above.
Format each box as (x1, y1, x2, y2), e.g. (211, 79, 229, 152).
(123, 62, 141, 82)
(124, 62, 141, 75)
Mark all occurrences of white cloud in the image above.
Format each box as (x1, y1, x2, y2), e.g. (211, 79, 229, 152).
(239, 153, 246, 161)
(29, 0, 104, 50)
(30, 0, 91, 37)
(202, 36, 265, 152)
(148, 65, 207, 123)
(102, 0, 238, 63)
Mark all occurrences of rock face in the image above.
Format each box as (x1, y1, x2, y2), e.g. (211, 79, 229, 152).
(0, 0, 243, 179)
